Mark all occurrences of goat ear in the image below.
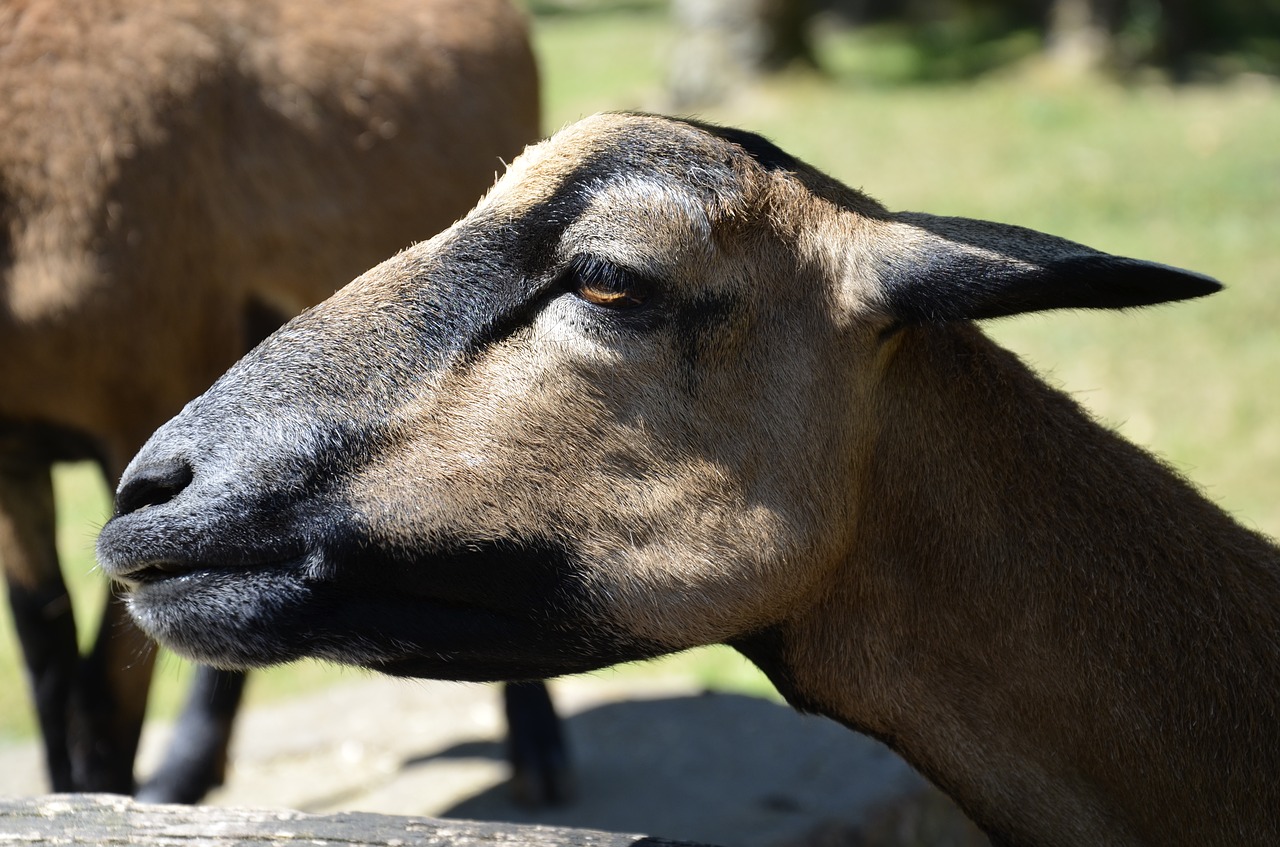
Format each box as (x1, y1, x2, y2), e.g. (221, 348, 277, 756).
(876, 212, 1222, 323)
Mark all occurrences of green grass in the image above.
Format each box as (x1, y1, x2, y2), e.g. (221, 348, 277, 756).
(3, 5, 1278, 742)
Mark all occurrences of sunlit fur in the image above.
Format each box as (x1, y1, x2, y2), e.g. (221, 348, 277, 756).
(100, 113, 1278, 845)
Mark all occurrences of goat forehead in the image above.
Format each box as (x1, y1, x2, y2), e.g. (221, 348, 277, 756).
(481, 114, 749, 222)
(564, 175, 716, 271)
(584, 172, 711, 225)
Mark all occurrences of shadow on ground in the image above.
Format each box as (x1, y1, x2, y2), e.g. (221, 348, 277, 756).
(1, 675, 985, 847)
(438, 693, 984, 847)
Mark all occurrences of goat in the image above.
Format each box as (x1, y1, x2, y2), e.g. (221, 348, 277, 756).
(96, 112, 1279, 845)
(0, 0, 567, 805)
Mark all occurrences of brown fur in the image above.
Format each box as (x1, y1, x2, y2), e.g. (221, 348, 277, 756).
(1, 0, 537, 465)
(1, 0, 538, 794)
(98, 114, 1278, 844)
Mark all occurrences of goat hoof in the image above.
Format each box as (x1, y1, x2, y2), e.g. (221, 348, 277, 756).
(509, 756, 575, 808)
(135, 762, 224, 805)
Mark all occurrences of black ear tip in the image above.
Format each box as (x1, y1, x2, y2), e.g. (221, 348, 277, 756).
(1122, 258, 1223, 304)
(1060, 255, 1223, 309)
(880, 212, 1225, 322)
(1176, 269, 1224, 298)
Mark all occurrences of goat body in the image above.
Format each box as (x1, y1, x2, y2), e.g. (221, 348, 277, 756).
(2, 0, 536, 453)
(97, 113, 1279, 845)
(2, 0, 541, 799)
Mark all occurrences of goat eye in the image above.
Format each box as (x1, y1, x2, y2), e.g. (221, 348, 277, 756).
(578, 284, 644, 309)
(566, 256, 649, 310)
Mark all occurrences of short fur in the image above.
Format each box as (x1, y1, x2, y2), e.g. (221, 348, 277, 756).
(98, 113, 1278, 845)
(1, 0, 538, 798)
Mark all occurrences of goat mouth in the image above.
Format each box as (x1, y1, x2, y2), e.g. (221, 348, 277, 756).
(123, 560, 639, 680)
(109, 548, 312, 591)
(117, 559, 193, 586)
(118, 539, 657, 681)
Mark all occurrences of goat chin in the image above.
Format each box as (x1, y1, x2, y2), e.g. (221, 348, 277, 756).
(100, 112, 1278, 845)
(115, 535, 662, 681)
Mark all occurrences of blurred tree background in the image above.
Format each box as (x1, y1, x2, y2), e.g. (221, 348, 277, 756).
(615, 0, 1280, 105)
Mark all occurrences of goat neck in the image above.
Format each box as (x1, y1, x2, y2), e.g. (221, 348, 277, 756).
(740, 321, 1280, 847)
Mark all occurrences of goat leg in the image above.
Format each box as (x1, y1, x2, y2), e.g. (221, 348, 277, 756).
(69, 587, 156, 793)
(0, 455, 77, 791)
(504, 681, 573, 807)
(136, 666, 247, 804)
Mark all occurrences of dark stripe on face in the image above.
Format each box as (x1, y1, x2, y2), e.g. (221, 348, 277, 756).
(430, 193, 591, 356)
(427, 124, 752, 356)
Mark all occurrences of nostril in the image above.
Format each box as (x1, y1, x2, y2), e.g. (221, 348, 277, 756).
(115, 458, 195, 517)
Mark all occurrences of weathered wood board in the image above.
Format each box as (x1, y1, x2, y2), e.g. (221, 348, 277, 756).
(0, 794, 718, 847)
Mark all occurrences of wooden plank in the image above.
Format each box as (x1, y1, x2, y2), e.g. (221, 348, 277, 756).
(0, 794, 719, 847)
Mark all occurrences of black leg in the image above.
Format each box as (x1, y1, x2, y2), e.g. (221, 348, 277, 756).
(0, 456, 79, 792)
(137, 665, 248, 803)
(503, 681, 573, 807)
(70, 586, 157, 794)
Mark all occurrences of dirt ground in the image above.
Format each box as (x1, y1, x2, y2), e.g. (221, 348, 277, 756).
(0, 674, 985, 847)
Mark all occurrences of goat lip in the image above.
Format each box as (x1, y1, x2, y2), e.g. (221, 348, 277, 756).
(112, 548, 312, 593)
(114, 560, 193, 588)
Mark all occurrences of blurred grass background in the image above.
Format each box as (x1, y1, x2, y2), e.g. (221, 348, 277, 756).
(2, 0, 1277, 744)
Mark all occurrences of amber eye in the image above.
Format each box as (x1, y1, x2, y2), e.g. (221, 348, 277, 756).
(566, 256, 649, 310)
(578, 284, 644, 309)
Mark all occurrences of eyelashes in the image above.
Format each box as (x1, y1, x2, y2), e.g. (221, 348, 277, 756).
(561, 255, 654, 311)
